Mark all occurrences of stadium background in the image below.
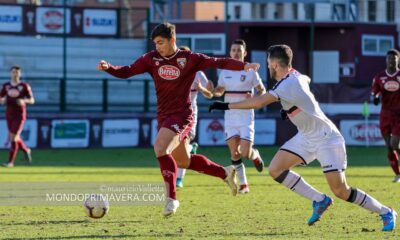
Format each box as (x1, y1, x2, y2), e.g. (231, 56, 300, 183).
(0, 0, 396, 149)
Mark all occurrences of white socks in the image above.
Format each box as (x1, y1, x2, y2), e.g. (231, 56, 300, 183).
(274, 170, 325, 202)
(346, 188, 390, 215)
(232, 159, 247, 185)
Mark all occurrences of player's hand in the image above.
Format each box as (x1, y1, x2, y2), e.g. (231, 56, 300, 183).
(244, 63, 260, 72)
(280, 108, 289, 120)
(96, 60, 110, 71)
(209, 101, 230, 112)
(16, 99, 25, 106)
(0, 98, 5, 105)
(370, 94, 380, 106)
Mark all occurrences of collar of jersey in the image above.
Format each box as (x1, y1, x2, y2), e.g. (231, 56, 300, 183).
(160, 49, 180, 60)
(385, 69, 400, 78)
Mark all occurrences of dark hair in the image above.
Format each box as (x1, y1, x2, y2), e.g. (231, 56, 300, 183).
(267, 44, 293, 68)
(151, 22, 176, 40)
(232, 39, 246, 50)
(387, 49, 400, 57)
(179, 46, 191, 51)
(10, 65, 21, 71)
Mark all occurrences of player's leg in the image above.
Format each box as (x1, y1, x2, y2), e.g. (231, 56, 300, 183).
(15, 120, 31, 164)
(240, 125, 264, 172)
(227, 137, 248, 193)
(154, 127, 181, 216)
(380, 112, 399, 180)
(172, 138, 238, 196)
(4, 119, 25, 167)
(270, 135, 329, 225)
(176, 118, 197, 188)
(389, 131, 400, 182)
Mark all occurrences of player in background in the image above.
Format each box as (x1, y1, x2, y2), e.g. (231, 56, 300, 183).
(97, 22, 260, 216)
(213, 39, 266, 194)
(209, 44, 397, 231)
(176, 45, 214, 188)
(371, 49, 400, 183)
(0, 65, 34, 167)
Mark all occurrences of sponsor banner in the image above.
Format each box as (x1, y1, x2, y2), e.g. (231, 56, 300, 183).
(51, 119, 89, 148)
(0, 119, 38, 149)
(198, 118, 225, 146)
(0, 6, 22, 32)
(83, 9, 117, 35)
(102, 119, 139, 147)
(36, 7, 71, 34)
(340, 120, 384, 146)
(254, 119, 276, 145)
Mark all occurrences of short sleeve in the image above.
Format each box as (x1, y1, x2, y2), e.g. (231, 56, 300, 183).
(0, 84, 6, 98)
(196, 71, 209, 86)
(251, 71, 263, 88)
(269, 78, 299, 103)
(371, 75, 381, 95)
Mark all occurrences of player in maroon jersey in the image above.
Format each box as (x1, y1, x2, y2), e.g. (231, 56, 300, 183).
(0, 65, 34, 167)
(371, 49, 400, 183)
(97, 23, 260, 216)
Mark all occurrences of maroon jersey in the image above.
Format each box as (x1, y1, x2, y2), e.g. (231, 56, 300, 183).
(371, 70, 400, 110)
(106, 49, 246, 117)
(0, 81, 33, 120)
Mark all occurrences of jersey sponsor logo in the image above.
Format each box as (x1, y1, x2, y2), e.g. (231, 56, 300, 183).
(240, 75, 246, 82)
(383, 81, 399, 92)
(177, 58, 186, 69)
(7, 88, 20, 98)
(349, 123, 382, 142)
(158, 65, 180, 80)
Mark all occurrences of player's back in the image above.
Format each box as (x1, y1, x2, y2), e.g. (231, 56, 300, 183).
(271, 70, 340, 140)
(372, 70, 400, 110)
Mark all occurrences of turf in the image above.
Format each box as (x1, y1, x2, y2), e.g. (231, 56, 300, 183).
(0, 147, 398, 239)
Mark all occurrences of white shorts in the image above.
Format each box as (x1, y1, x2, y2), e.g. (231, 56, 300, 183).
(280, 133, 347, 173)
(225, 125, 254, 142)
(188, 111, 198, 140)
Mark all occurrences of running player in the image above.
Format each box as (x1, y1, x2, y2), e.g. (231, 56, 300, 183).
(209, 44, 397, 231)
(371, 49, 400, 183)
(0, 65, 34, 167)
(213, 39, 266, 194)
(97, 22, 260, 216)
(176, 46, 214, 188)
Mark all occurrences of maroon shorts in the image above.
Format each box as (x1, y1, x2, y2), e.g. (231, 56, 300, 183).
(379, 109, 400, 136)
(7, 118, 25, 135)
(157, 113, 193, 142)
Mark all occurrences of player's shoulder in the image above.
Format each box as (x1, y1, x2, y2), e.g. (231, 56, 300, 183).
(21, 82, 31, 88)
(374, 70, 388, 79)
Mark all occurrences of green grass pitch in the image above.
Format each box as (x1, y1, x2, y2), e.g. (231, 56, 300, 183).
(0, 147, 398, 239)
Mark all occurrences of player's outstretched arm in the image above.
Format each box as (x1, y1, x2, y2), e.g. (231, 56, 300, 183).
(96, 60, 110, 71)
(209, 92, 278, 112)
(96, 56, 148, 79)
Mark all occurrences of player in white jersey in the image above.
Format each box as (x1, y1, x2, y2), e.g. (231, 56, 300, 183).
(176, 46, 214, 188)
(213, 39, 266, 194)
(209, 44, 397, 231)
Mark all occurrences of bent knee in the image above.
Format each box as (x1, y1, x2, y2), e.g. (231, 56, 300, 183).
(268, 164, 286, 179)
(331, 186, 350, 200)
(153, 144, 168, 157)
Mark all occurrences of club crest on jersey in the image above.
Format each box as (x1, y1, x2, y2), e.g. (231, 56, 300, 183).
(177, 58, 186, 69)
(158, 65, 180, 80)
(18, 85, 23, 91)
(240, 75, 246, 82)
(384, 81, 399, 92)
(397, 76, 400, 82)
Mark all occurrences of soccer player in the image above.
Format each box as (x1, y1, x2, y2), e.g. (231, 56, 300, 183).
(213, 39, 266, 194)
(176, 45, 214, 188)
(97, 22, 260, 216)
(371, 49, 400, 183)
(209, 44, 397, 231)
(0, 65, 34, 167)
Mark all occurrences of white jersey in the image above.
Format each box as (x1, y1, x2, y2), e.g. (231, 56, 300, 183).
(218, 69, 263, 127)
(190, 71, 209, 114)
(269, 69, 341, 141)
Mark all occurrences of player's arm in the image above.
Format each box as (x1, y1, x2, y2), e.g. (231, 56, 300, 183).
(255, 83, 266, 96)
(195, 53, 259, 72)
(209, 92, 278, 112)
(17, 84, 35, 106)
(197, 81, 214, 99)
(0, 97, 5, 105)
(212, 85, 225, 98)
(370, 76, 381, 105)
(0, 86, 6, 105)
(97, 55, 149, 79)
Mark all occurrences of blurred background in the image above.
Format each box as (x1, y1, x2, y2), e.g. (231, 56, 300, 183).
(0, 0, 397, 149)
